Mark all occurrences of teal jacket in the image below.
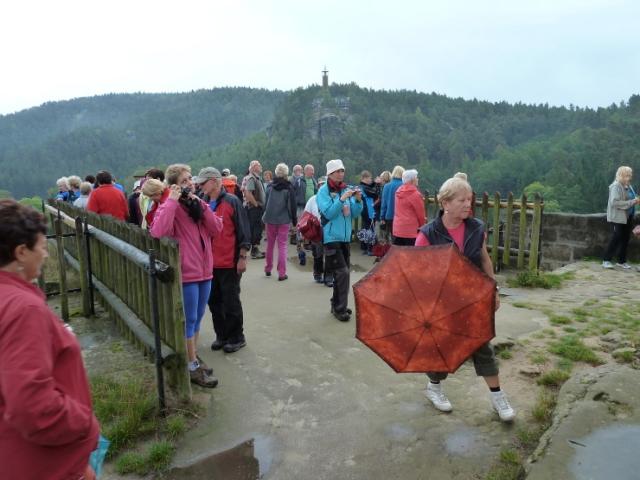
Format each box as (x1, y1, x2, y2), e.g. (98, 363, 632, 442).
(316, 183, 363, 244)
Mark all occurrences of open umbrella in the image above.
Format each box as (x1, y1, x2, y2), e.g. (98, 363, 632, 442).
(353, 244, 496, 373)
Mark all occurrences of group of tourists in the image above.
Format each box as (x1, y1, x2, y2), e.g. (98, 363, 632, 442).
(0, 156, 532, 478)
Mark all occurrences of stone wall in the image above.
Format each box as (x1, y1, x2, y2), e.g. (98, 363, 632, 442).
(540, 212, 640, 270)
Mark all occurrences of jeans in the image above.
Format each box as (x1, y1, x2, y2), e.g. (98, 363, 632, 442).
(208, 268, 244, 343)
(265, 223, 289, 277)
(182, 280, 212, 338)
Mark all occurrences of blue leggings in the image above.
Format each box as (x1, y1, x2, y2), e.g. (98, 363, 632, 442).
(182, 280, 212, 339)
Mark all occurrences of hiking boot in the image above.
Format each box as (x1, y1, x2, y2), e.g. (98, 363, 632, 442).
(491, 390, 516, 422)
(265, 271, 272, 277)
(617, 262, 632, 269)
(602, 261, 614, 269)
(196, 356, 214, 376)
(210, 338, 227, 351)
(190, 367, 218, 388)
(278, 274, 288, 281)
(330, 303, 352, 315)
(424, 382, 452, 412)
(324, 278, 334, 288)
(223, 338, 247, 353)
(313, 273, 324, 283)
(251, 247, 265, 259)
(298, 250, 306, 265)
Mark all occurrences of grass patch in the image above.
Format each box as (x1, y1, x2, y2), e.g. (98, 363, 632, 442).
(548, 335, 604, 365)
(91, 375, 157, 457)
(484, 448, 524, 480)
(562, 326, 577, 333)
(506, 271, 574, 289)
(556, 358, 574, 371)
(537, 369, 571, 387)
(115, 441, 175, 475)
(612, 349, 636, 364)
(532, 390, 557, 424)
(529, 352, 547, 365)
(512, 301, 534, 309)
(498, 348, 513, 360)
(549, 314, 572, 325)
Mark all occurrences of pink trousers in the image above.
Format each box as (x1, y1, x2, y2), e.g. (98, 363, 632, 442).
(265, 223, 289, 277)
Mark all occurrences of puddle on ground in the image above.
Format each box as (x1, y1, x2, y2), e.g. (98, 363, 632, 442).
(569, 424, 640, 480)
(165, 435, 275, 480)
(384, 423, 415, 441)
(444, 428, 481, 456)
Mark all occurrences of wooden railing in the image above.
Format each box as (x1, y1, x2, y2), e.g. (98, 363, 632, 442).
(45, 201, 191, 401)
(425, 191, 544, 272)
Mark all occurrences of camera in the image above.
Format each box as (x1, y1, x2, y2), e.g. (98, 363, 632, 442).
(180, 187, 192, 199)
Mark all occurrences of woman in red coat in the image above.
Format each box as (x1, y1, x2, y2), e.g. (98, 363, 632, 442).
(0, 199, 100, 480)
(392, 169, 427, 245)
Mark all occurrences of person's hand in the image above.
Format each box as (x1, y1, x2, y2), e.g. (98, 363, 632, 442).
(237, 256, 247, 274)
(380, 219, 386, 225)
(354, 189, 362, 201)
(168, 184, 182, 201)
(83, 464, 96, 480)
(340, 189, 354, 202)
(635, 197, 640, 205)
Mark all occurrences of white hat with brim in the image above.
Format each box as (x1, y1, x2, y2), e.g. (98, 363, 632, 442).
(326, 159, 345, 176)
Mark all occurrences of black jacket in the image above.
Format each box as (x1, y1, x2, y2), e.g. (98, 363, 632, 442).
(419, 211, 485, 269)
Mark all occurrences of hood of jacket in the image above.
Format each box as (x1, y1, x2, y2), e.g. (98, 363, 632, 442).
(395, 183, 419, 199)
(272, 177, 292, 191)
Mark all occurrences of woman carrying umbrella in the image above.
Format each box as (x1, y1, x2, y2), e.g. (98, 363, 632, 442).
(414, 176, 515, 422)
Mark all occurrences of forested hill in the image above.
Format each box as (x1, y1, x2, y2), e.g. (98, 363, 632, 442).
(195, 84, 640, 213)
(0, 88, 286, 199)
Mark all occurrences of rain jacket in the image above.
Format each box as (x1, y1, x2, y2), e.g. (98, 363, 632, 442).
(419, 211, 485, 269)
(380, 177, 402, 221)
(263, 177, 297, 225)
(317, 182, 363, 244)
(150, 197, 223, 283)
(209, 191, 251, 269)
(393, 183, 426, 239)
(0, 271, 100, 480)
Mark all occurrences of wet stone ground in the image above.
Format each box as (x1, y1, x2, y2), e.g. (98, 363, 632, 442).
(58, 248, 640, 479)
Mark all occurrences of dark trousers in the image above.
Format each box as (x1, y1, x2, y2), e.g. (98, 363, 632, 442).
(246, 206, 264, 247)
(604, 217, 633, 263)
(325, 242, 350, 313)
(393, 236, 416, 246)
(311, 242, 332, 280)
(427, 343, 498, 382)
(208, 268, 244, 342)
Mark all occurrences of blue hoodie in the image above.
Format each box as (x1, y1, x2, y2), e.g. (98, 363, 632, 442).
(380, 177, 402, 220)
(316, 183, 363, 244)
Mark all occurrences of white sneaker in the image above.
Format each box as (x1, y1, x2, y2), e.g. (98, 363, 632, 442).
(425, 382, 453, 412)
(491, 390, 516, 422)
(616, 263, 631, 269)
(602, 261, 614, 269)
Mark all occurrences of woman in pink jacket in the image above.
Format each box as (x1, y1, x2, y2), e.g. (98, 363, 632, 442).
(150, 164, 223, 388)
(0, 199, 100, 480)
(392, 169, 427, 245)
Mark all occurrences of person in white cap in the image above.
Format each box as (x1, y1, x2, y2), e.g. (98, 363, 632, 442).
(316, 159, 363, 322)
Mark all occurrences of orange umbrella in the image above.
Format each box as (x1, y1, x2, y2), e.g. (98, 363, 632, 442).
(353, 244, 496, 373)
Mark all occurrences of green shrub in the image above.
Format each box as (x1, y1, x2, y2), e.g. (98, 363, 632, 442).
(537, 369, 571, 387)
(506, 271, 574, 289)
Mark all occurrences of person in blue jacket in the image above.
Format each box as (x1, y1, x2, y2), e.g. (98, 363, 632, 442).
(380, 165, 405, 242)
(317, 159, 363, 322)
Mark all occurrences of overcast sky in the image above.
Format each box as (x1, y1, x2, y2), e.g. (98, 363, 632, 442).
(2, 0, 639, 115)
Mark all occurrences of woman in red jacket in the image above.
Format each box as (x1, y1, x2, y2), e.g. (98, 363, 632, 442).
(392, 169, 427, 245)
(0, 199, 100, 480)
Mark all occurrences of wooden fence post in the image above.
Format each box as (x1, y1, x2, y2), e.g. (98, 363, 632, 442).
(54, 216, 69, 321)
(517, 193, 527, 269)
(491, 192, 501, 269)
(503, 192, 514, 268)
(529, 193, 543, 271)
(74, 216, 91, 316)
(481, 193, 489, 226)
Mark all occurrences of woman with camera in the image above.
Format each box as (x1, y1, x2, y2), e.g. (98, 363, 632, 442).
(150, 164, 223, 388)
